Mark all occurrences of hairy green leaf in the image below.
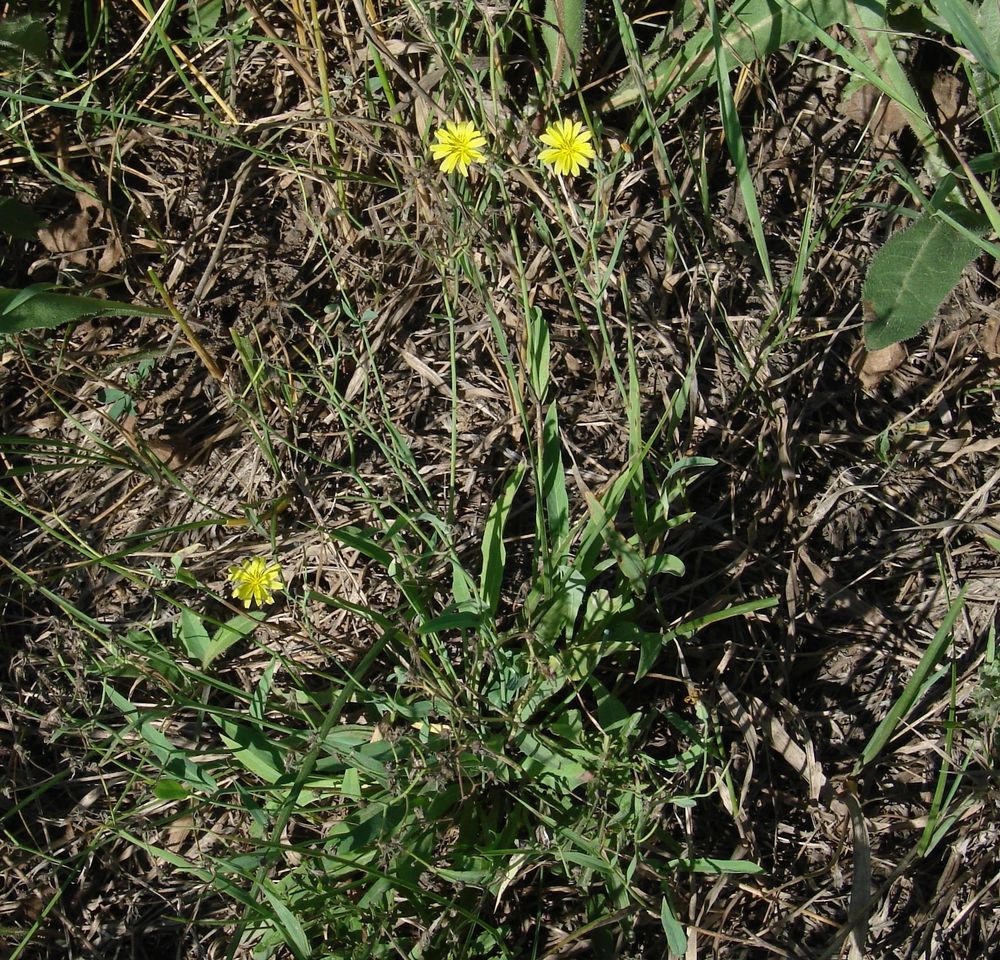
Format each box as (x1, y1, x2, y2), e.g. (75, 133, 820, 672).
(863, 203, 989, 350)
(0, 285, 168, 336)
(0, 14, 47, 66)
(543, 0, 587, 90)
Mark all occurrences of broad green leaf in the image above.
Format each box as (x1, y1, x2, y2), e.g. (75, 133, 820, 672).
(325, 524, 393, 568)
(341, 767, 362, 800)
(526, 304, 550, 398)
(516, 731, 589, 788)
(863, 203, 989, 350)
(581, 488, 646, 592)
(637, 630, 668, 681)
(0, 197, 43, 240)
(103, 684, 218, 791)
(258, 879, 312, 960)
(417, 610, 483, 634)
(670, 857, 764, 874)
(973, 2, 1000, 147)
(153, 778, 190, 800)
(188, 0, 224, 39)
(0, 286, 168, 335)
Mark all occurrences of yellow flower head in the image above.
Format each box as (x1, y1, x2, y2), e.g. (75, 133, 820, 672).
(430, 120, 487, 177)
(538, 119, 596, 177)
(226, 557, 284, 609)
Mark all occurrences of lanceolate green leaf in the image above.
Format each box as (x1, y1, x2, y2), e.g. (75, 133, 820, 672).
(481, 463, 526, 617)
(863, 203, 989, 350)
(973, 0, 1000, 147)
(0, 285, 168, 335)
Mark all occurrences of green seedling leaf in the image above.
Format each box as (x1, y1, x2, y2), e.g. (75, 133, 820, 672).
(863, 203, 989, 350)
(0, 286, 168, 335)
(0, 197, 43, 240)
(481, 462, 526, 617)
(856, 587, 966, 771)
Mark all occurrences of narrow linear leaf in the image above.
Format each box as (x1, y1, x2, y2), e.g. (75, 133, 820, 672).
(708, 0, 773, 288)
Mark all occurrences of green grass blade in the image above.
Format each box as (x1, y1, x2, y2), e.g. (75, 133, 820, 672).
(856, 587, 967, 771)
(707, 0, 774, 290)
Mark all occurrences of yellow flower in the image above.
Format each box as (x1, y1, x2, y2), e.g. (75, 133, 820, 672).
(538, 119, 597, 177)
(226, 557, 284, 608)
(430, 120, 487, 176)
